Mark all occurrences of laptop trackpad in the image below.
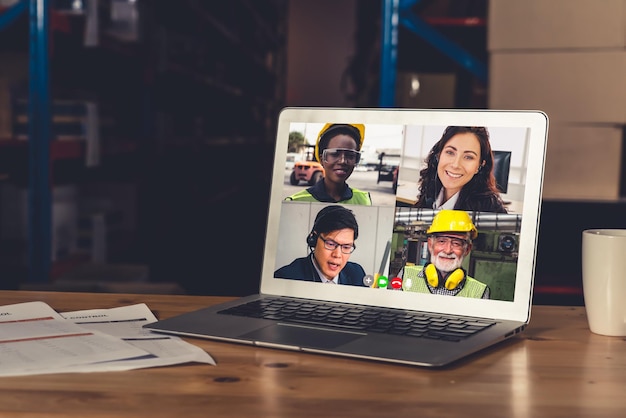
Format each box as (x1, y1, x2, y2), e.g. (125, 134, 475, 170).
(242, 323, 363, 349)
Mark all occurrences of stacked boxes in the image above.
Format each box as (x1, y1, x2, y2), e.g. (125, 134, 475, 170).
(12, 99, 100, 166)
(488, 0, 626, 200)
(0, 183, 132, 264)
(0, 184, 78, 262)
(13, 99, 90, 139)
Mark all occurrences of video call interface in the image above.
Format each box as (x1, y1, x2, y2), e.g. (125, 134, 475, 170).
(274, 122, 532, 302)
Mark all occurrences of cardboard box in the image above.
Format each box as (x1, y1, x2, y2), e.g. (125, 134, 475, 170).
(488, 0, 626, 51)
(489, 51, 626, 124)
(542, 124, 623, 200)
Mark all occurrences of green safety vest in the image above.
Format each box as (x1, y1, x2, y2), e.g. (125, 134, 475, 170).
(285, 188, 372, 205)
(401, 265, 487, 299)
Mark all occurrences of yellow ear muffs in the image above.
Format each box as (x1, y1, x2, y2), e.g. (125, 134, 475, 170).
(444, 268, 465, 290)
(424, 263, 439, 287)
(424, 263, 465, 290)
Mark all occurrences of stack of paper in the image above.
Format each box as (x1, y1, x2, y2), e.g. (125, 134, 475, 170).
(0, 301, 215, 377)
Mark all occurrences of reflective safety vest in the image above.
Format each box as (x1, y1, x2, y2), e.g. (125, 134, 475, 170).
(401, 265, 487, 299)
(285, 188, 372, 205)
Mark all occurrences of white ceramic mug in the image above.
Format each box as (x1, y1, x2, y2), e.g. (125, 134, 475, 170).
(581, 229, 626, 336)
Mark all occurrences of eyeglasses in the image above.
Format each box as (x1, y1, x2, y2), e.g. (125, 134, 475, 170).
(322, 148, 361, 165)
(319, 235, 356, 254)
(431, 235, 468, 250)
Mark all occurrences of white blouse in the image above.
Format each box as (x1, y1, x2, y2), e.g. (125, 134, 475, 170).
(433, 188, 459, 210)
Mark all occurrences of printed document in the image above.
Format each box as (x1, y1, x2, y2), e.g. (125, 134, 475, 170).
(61, 303, 216, 371)
(0, 301, 215, 377)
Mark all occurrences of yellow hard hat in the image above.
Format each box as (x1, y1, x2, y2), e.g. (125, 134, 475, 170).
(427, 210, 478, 239)
(314, 123, 365, 162)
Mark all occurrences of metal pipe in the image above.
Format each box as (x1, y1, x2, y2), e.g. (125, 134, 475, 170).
(394, 208, 522, 232)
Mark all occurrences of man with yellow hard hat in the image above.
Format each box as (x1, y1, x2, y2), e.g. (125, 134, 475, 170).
(401, 210, 490, 299)
(285, 123, 372, 205)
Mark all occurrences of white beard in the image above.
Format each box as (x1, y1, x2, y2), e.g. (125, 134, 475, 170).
(432, 252, 463, 273)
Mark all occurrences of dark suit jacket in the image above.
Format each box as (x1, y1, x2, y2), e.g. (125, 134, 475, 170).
(274, 254, 366, 286)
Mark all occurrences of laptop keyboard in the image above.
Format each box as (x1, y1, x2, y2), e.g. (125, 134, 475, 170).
(218, 297, 496, 342)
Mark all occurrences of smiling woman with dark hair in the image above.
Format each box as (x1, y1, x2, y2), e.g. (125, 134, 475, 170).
(415, 126, 507, 213)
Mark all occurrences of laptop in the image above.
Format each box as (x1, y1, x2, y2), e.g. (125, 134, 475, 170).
(145, 107, 549, 367)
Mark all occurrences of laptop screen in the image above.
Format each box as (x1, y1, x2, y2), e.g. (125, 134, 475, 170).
(262, 108, 548, 323)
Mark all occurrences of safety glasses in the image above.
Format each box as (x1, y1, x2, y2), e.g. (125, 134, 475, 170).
(322, 148, 361, 165)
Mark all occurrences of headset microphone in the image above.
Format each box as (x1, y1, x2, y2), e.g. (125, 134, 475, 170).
(427, 155, 439, 207)
(306, 231, 319, 248)
(306, 205, 350, 249)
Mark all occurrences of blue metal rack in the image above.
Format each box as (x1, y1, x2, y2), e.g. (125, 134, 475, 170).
(379, 0, 488, 107)
(0, 0, 51, 283)
(27, 0, 51, 283)
(0, 0, 49, 283)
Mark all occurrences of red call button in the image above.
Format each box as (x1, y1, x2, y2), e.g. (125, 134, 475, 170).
(390, 277, 403, 289)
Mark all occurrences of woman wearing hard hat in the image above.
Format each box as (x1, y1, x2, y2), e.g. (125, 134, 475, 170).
(415, 126, 507, 213)
(285, 123, 372, 205)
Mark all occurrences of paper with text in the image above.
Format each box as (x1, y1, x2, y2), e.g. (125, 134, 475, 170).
(61, 303, 216, 371)
(0, 302, 150, 376)
(0, 301, 215, 377)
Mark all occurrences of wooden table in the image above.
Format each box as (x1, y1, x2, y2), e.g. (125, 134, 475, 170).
(0, 291, 624, 418)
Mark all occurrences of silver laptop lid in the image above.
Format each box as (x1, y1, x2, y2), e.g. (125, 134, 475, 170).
(261, 108, 548, 323)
